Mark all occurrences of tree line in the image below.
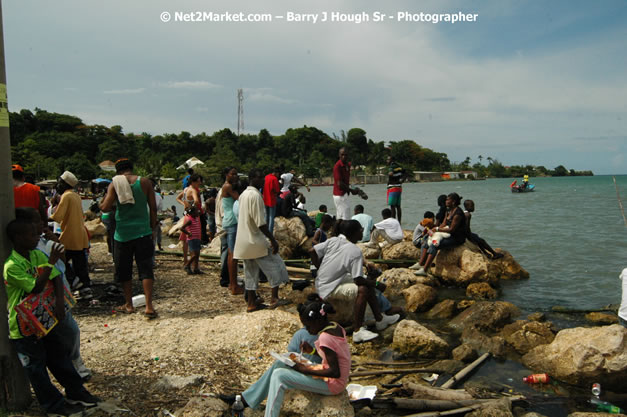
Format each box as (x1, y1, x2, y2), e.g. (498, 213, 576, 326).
(9, 108, 592, 184)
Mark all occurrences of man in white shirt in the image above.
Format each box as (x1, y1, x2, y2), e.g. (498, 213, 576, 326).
(351, 204, 373, 242)
(280, 168, 310, 193)
(234, 168, 289, 312)
(365, 208, 403, 248)
(310, 220, 400, 343)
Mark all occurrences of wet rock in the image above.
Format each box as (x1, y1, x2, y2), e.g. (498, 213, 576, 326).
(430, 242, 529, 287)
(273, 217, 307, 259)
(431, 359, 465, 374)
(461, 325, 507, 357)
(381, 241, 419, 260)
(449, 301, 520, 332)
(357, 243, 381, 259)
(426, 300, 458, 319)
(522, 324, 627, 391)
(452, 344, 478, 362)
(392, 319, 449, 358)
(585, 312, 619, 325)
(457, 300, 476, 310)
(527, 312, 546, 322)
(382, 268, 439, 298)
(466, 282, 498, 300)
(501, 320, 555, 355)
(465, 398, 514, 417)
(175, 396, 229, 417)
(153, 374, 204, 391)
(85, 218, 106, 239)
(402, 284, 438, 312)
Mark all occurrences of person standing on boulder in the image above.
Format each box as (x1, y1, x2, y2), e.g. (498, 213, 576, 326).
(100, 158, 158, 319)
(234, 168, 289, 312)
(333, 148, 358, 221)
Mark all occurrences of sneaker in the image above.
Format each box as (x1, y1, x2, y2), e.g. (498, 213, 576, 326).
(408, 262, 422, 270)
(66, 392, 101, 407)
(71, 277, 82, 290)
(72, 357, 92, 381)
(47, 401, 85, 416)
(376, 313, 400, 331)
(414, 268, 428, 276)
(352, 327, 378, 343)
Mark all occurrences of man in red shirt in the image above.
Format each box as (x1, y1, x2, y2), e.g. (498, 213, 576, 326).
(12, 164, 46, 221)
(333, 148, 356, 220)
(262, 167, 281, 234)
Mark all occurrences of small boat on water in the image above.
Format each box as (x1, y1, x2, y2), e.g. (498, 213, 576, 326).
(510, 180, 535, 193)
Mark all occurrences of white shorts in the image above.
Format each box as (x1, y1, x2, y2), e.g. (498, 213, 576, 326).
(333, 194, 351, 220)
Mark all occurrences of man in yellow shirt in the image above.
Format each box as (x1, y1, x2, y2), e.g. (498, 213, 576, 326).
(50, 171, 91, 290)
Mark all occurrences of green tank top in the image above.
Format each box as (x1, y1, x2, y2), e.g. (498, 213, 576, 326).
(114, 176, 152, 242)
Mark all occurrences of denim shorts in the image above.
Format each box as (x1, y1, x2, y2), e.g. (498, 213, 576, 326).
(225, 225, 237, 252)
(188, 238, 201, 252)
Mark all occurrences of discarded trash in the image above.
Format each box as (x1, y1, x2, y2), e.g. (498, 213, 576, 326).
(154, 357, 160, 361)
(104, 324, 108, 327)
(522, 373, 550, 384)
(232, 395, 245, 416)
(590, 397, 625, 414)
(346, 384, 377, 401)
(90, 299, 100, 305)
(132, 294, 146, 308)
(422, 373, 439, 383)
(591, 382, 601, 396)
(168, 244, 177, 249)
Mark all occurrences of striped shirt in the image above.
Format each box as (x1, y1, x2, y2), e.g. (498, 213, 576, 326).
(184, 215, 201, 241)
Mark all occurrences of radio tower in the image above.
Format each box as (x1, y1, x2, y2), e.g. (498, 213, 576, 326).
(237, 88, 244, 136)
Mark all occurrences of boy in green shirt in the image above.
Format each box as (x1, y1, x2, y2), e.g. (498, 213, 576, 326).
(4, 218, 99, 416)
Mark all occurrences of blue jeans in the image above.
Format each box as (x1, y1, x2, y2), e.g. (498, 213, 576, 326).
(265, 205, 277, 234)
(243, 361, 331, 417)
(220, 234, 229, 287)
(11, 317, 91, 412)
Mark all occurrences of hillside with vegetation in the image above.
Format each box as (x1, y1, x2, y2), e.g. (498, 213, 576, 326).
(9, 108, 593, 183)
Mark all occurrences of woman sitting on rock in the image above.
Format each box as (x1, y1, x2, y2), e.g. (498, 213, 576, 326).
(415, 192, 467, 276)
(226, 295, 351, 417)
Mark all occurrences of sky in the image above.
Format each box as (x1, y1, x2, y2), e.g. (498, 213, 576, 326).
(3, 0, 627, 174)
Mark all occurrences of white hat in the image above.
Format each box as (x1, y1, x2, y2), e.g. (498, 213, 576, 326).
(60, 171, 78, 187)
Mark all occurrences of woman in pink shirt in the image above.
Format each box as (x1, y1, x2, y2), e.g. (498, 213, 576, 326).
(232, 295, 351, 417)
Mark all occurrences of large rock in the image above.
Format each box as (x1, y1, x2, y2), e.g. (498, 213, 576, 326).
(392, 319, 449, 358)
(430, 242, 529, 287)
(466, 282, 498, 300)
(357, 243, 381, 259)
(85, 218, 106, 239)
(585, 312, 619, 325)
(161, 218, 174, 235)
(461, 325, 508, 357)
(452, 344, 478, 362)
(501, 320, 555, 355)
(402, 284, 438, 313)
(274, 217, 307, 259)
(168, 217, 186, 237)
(277, 390, 354, 417)
(426, 300, 458, 319)
(381, 241, 419, 260)
(380, 268, 439, 298)
(175, 396, 229, 417)
(522, 324, 627, 390)
(201, 236, 222, 256)
(449, 301, 520, 332)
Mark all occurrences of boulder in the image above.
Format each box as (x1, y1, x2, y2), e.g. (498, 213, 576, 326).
(449, 301, 520, 332)
(527, 312, 546, 322)
(522, 324, 627, 390)
(201, 236, 222, 257)
(501, 320, 555, 355)
(175, 396, 229, 417)
(380, 268, 439, 298)
(585, 312, 619, 325)
(357, 243, 381, 259)
(85, 218, 106, 239)
(392, 319, 449, 358)
(402, 284, 438, 313)
(279, 389, 354, 417)
(274, 217, 307, 259)
(426, 300, 458, 320)
(430, 242, 529, 287)
(461, 325, 508, 357)
(466, 282, 498, 300)
(457, 300, 475, 311)
(161, 218, 174, 235)
(452, 344, 478, 362)
(381, 241, 419, 260)
(168, 217, 185, 237)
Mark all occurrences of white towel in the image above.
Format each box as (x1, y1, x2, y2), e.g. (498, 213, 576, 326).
(112, 175, 135, 205)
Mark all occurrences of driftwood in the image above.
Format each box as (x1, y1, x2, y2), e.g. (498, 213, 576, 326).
(405, 382, 473, 401)
(363, 360, 435, 367)
(441, 352, 490, 389)
(350, 368, 441, 378)
(401, 397, 524, 417)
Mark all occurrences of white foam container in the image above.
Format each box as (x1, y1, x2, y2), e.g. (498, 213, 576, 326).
(132, 294, 146, 308)
(346, 384, 377, 401)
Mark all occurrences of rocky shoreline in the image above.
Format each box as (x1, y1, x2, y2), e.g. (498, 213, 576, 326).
(74, 215, 627, 417)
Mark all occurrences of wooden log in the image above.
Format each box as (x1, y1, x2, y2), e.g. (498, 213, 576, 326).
(286, 266, 311, 275)
(363, 360, 435, 367)
(405, 382, 473, 401)
(440, 352, 490, 389)
(401, 396, 524, 417)
(350, 368, 441, 378)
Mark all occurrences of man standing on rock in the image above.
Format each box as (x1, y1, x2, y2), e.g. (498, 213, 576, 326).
(310, 219, 400, 343)
(50, 171, 91, 291)
(100, 158, 158, 319)
(333, 148, 357, 221)
(234, 168, 289, 312)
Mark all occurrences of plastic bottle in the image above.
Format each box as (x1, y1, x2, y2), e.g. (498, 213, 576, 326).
(591, 382, 601, 397)
(590, 397, 625, 414)
(522, 373, 550, 384)
(232, 395, 244, 417)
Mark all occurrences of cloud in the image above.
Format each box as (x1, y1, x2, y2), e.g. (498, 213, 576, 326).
(160, 81, 222, 90)
(103, 88, 145, 95)
(246, 88, 297, 105)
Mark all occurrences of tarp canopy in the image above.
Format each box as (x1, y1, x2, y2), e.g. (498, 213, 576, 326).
(177, 156, 204, 170)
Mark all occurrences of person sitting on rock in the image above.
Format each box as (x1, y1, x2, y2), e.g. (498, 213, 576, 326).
(277, 185, 316, 237)
(463, 200, 503, 260)
(310, 220, 400, 343)
(222, 295, 349, 417)
(351, 204, 373, 242)
(415, 193, 467, 277)
(364, 208, 403, 249)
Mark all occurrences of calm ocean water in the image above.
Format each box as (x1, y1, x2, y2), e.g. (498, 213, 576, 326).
(155, 176, 626, 312)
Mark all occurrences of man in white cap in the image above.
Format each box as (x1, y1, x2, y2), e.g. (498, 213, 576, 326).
(50, 171, 91, 290)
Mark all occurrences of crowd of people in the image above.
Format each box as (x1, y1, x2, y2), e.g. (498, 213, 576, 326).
(7, 155, 627, 417)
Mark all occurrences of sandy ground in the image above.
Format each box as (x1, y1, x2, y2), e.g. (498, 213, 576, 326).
(13, 242, 319, 417)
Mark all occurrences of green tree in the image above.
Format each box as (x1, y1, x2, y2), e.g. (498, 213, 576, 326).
(553, 165, 569, 176)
